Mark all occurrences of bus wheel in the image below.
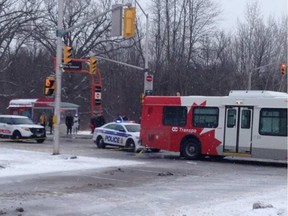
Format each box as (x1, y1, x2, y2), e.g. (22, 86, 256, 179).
(125, 139, 135, 152)
(182, 139, 201, 160)
(96, 136, 106, 149)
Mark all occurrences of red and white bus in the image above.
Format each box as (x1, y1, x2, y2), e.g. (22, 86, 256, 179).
(140, 90, 288, 161)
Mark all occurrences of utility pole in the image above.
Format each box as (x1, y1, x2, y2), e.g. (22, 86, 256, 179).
(135, 0, 150, 94)
(53, 0, 64, 155)
(53, 1, 131, 155)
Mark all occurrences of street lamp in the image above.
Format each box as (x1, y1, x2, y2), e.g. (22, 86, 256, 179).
(135, 0, 150, 94)
(247, 63, 279, 90)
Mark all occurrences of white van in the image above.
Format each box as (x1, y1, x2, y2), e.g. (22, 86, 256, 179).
(0, 115, 46, 143)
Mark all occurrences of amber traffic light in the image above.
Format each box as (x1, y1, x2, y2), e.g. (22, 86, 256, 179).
(123, 7, 136, 38)
(63, 46, 72, 65)
(140, 93, 144, 104)
(89, 57, 97, 74)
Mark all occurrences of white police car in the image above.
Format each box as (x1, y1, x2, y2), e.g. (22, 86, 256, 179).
(92, 121, 142, 152)
(0, 115, 46, 143)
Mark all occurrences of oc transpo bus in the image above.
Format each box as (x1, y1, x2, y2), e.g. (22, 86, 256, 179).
(140, 90, 287, 161)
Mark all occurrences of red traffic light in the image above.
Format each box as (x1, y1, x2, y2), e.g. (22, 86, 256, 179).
(44, 76, 56, 96)
(281, 64, 286, 75)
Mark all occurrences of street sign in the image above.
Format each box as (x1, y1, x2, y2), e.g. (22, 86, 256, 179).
(144, 74, 153, 91)
(62, 61, 82, 70)
(95, 92, 101, 100)
(95, 85, 102, 105)
(146, 75, 153, 82)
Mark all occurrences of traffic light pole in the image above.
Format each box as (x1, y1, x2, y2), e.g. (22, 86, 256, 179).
(95, 56, 144, 71)
(135, 0, 150, 94)
(53, 0, 64, 155)
(247, 63, 277, 90)
(53, 2, 131, 155)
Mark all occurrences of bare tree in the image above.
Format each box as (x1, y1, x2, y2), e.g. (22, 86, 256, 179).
(0, 0, 43, 97)
(149, 0, 221, 95)
(233, 1, 287, 91)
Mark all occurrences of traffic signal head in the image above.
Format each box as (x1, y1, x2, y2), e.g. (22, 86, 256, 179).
(44, 76, 56, 96)
(140, 93, 144, 104)
(90, 57, 97, 74)
(123, 7, 136, 38)
(281, 64, 286, 75)
(63, 46, 72, 65)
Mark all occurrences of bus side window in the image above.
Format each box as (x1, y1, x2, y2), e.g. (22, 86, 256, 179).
(227, 109, 236, 128)
(241, 110, 251, 129)
(193, 107, 219, 128)
(259, 108, 287, 136)
(163, 106, 187, 126)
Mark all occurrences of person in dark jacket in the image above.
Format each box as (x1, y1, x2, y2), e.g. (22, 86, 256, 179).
(90, 113, 106, 133)
(90, 114, 97, 134)
(48, 114, 53, 135)
(96, 114, 106, 127)
(65, 112, 74, 135)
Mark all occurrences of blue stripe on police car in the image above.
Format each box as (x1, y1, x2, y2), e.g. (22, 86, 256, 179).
(98, 129, 131, 138)
(105, 135, 121, 143)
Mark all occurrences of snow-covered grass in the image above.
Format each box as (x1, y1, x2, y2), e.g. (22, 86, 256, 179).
(0, 148, 286, 216)
(0, 148, 143, 178)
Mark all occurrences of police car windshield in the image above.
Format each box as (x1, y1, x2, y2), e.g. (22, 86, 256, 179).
(124, 124, 140, 132)
(12, 118, 34, 125)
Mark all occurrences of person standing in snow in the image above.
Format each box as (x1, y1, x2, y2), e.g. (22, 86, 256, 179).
(73, 114, 79, 134)
(65, 112, 74, 135)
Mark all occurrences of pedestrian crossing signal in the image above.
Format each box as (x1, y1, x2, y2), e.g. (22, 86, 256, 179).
(44, 76, 56, 96)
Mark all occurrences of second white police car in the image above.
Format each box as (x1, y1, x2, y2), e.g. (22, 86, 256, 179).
(92, 121, 142, 152)
(0, 115, 46, 143)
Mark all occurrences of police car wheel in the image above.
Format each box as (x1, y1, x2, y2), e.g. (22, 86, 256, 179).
(125, 139, 135, 152)
(182, 139, 201, 160)
(36, 138, 45, 143)
(96, 136, 106, 149)
(12, 131, 22, 141)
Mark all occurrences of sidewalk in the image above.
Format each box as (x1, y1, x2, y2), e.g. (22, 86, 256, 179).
(46, 130, 93, 140)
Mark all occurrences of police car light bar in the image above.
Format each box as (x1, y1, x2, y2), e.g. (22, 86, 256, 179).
(115, 120, 135, 123)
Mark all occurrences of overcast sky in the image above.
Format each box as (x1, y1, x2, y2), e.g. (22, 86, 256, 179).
(216, 0, 287, 31)
(136, 0, 287, 32)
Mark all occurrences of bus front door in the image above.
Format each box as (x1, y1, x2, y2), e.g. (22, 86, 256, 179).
(224, 106, 253, 155)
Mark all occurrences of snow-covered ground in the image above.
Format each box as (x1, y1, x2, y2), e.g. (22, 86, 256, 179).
(0, 148, 287, 216)
(0, 148, 143, 178)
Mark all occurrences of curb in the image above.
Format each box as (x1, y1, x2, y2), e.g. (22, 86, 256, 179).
(46, 134, 92, 141)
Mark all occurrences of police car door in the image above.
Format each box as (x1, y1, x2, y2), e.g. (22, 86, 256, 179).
(114, 124, 126, 147)
(102, 123, 122, 146)
(0, 117, 13, 138)
(102, 123, 117, 145)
